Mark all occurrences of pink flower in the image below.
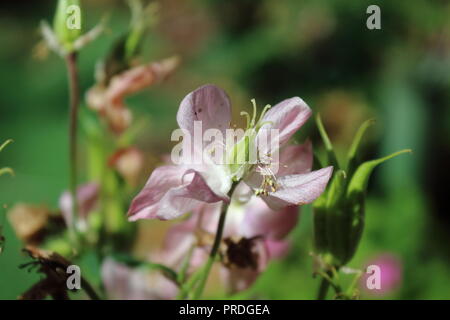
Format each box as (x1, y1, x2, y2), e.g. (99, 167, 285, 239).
(59, 182, 99, 231)
(128, 84, 332, 221)
(360, 253, 402, 296)
(157, 192, 300, 293)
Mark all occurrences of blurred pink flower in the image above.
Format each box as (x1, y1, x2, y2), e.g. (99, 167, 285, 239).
(360, 253, 402, 296)
(87, 57, 179, 134)
(127, 84, 332, 221)
(108, 147, 145, 187)
(158, 192, 300, 293)
(59, 182, 99, 231)
(101, 257, 178, 300)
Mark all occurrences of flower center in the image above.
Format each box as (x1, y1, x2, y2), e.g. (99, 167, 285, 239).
(226, 99, 275, 182)
(255, 163, 279, 196)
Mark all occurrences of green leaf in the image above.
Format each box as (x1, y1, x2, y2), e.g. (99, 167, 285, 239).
(315, 113, 339, 169)
(346, 119, 376, 177)
(347, 149, 412, 196)
(326, 170, 347, 209)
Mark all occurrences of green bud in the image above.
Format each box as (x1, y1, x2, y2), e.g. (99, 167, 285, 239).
(313, 118, 411, 268)
(313, 170, 350, 266)
(53, 0, 82, 51)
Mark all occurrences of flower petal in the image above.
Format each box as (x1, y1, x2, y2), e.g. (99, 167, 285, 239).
(128, 166, 229, 221)
(101, 258, 178, 300)
(106, 57, 179, 106)
(264, 166, 333, 209)
(259, 97, 312, 146)
(177, 84, 231, 136)
(241, 198, 299, 240)
(277, 140, 313, 176)
(265, 239, 291, 259)
(59, 182, 99, 229)
(127, 165, 183, 220)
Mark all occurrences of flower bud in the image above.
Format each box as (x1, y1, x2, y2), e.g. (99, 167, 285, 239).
(7, 204, 50, 245)
(53, 0, 82, 51)
(313, 118, 410, 267)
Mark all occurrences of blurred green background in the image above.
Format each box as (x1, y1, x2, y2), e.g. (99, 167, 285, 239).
(1, 0, 450, 299)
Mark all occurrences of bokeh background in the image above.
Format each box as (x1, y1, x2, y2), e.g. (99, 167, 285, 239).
(1, 0, 450, 299)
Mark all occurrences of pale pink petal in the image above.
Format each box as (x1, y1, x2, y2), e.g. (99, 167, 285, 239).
(104, 103, 133, 134)
(264, 166, 333, 209)
(220, 267, 260, 294)
(86, 85, 106, 112)
(59, 182, 99, 228)
(127, 165, 183, 220)
(243, 141, 313, 198)
(241, 198, 299, 240)
(259, 97, 312, 146)
(101, 258, 178, 300)
(277, 140, 313, 176)
(128, 166, 228, 221)
(177, 84, 231, 137)
(265, 239, 291, 259)
(106, 57, 179, 106)
(87, 57, 178, 134)
(152, 218, 197, 267)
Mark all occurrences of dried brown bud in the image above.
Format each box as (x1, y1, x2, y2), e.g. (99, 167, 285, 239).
(7, 204, 50, 245)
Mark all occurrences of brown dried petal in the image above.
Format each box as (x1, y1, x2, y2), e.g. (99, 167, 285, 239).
(7, 204, 50, 245)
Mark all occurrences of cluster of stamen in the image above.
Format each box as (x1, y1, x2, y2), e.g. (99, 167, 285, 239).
(255, 162, 278, 196)
(255, 175, 278, 196)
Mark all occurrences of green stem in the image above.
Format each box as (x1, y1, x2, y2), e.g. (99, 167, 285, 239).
(176, 266, 204, 299)
(80, 276, 102, 300)
(191, 182, 238, 299)
(316, 269, 344, 299)
(65, 52, 80, 240)
(317, 277, 330, 300)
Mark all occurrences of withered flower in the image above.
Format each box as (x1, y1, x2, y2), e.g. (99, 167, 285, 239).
(87, 56, 179, 134)
(7, 204, 51, 245)
(222, 236, 262, 270)
(19, 246, 100, 300)
(19, 246, 73, 300)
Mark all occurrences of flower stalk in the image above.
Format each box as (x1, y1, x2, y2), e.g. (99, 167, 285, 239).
(189, 182, 238, 300)
(65, 52, 80, 238)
